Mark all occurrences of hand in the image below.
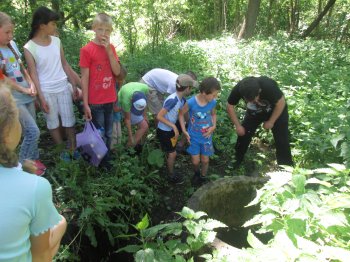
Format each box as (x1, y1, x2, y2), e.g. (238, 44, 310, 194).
(28, 82, 37, 96)
(235, 124, 246, 136)
(183, 131, 191, 144)
(263, 120, 274, 130)
(72, 86, 79, 101)
(84, 105, 92, 121)
(203, 126, 215, 138)
(100, 36, 110, 49)
(39, 97, 50, 113)
(127, 135, 135, 147)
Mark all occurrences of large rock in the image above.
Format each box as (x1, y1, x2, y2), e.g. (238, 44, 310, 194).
(188, 176, 267, 228)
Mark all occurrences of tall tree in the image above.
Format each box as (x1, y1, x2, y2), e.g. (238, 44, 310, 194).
(289, 0, 300, 36)
(238, 0, 261, 40)
(301, 0, 336, 38)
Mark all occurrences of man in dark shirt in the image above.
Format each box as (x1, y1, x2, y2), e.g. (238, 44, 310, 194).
(226, 76, 293, 168)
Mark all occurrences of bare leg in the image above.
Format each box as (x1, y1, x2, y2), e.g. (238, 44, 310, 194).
(134, 119, 149, 145)
(167, 151, 177, 174)
(191, 155, 200, 174)
(49, 127, 63, 145)
(200, 155, 209, 177)
(65, 127, 76, 151)
(116, 121, 122, 144)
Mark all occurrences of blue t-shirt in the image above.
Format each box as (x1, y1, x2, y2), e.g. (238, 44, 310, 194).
(0, 41, 33, 105)
(0, 166, 62, 261)
(187, 95, 217, 142)
(157, 92, 186, 131)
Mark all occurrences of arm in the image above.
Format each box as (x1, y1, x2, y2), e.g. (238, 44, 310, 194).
(157, 108, 179, 137)
(101, 37, 120, 77)
(30, 231, 51, 262)
(24, 48, 50, 113)
(60, 46, 79, 100)
(124, 111, 134, 146)
(263, 96, 286, 130)
(226, 102, 245, 136)
(2, 75, 33, 95)
(81, 67, 92, 120)
(203, 108, 217, 138)
(179, 103, 190, 143)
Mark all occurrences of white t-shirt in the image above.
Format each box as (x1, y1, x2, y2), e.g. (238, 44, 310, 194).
(141, 68, 178, 95)
(24, 36, 68, 93)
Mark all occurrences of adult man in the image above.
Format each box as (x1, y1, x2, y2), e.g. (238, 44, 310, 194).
(140, 68, 197, 125)
(226, 76, 293, 167)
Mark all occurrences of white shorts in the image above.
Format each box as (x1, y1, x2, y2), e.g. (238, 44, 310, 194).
(131, 113, 144, 125)
(43, 88, 76, 129)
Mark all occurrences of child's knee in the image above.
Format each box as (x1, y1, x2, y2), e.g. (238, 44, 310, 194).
(201, 155, 210, 165)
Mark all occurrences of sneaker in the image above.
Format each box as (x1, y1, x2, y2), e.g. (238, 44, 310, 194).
(60, 151, 71, 162)
(34, 168, 45, 176)
(168, 173, 184, 185)
(191, 170, 201, 186)
(33, 160, 47, 171)
(72, 150, 81, 160)
(198, 175, 208, 184)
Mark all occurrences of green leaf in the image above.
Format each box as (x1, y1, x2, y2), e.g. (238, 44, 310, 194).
(85, 223, 97, 247)
(292, 174, 306, 195)
(147, 149, 164, 167)
(193, 211, 207, 219)
(247, 230, 265, 249)
(202, 219, 227, 230)
(286, 218, 306, 237)
(116, 244, 142, 253)
(330, 134, 345, 148)
(136, 214, 149, 231)
(135, 248, 156, 262)
(178, 207, 195, 219)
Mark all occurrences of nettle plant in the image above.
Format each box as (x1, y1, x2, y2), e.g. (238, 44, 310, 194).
(238, 164, 350, 261)
(117, 207, 227, 262)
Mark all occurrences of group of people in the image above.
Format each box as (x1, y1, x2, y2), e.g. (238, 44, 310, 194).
(0, 6, 293, 260)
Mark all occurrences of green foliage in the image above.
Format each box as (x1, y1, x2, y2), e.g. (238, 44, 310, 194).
(117, 207, 227, 261)
(238, 165, 350, 261)
(49, 150, 161, 253)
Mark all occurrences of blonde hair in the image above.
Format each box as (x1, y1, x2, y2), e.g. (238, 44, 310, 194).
(0, 11, 13, 27)
(0, 84, 19, 167)
(92, 13, 113, 29)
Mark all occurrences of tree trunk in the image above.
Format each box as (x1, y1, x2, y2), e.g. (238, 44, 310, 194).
(301, 0, 336, 38)
(238, 0, 261, 40)
(289, 0, 300, 36)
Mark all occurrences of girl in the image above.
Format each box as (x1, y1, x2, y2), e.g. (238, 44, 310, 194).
(179, 77, 221, 185)
(0, 86, 67, 260)
(24, 6, 79, 160)
(0, 11, 46, 175)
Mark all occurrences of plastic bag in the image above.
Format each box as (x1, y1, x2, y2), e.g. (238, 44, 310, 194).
(76, 121, 108, 166)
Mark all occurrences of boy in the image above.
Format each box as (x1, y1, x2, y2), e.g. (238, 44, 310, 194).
(179, 77, 221, 185)
(118, 82, 149, 150)
(157, 74, 198, 184)
(80, 13, 121, 150)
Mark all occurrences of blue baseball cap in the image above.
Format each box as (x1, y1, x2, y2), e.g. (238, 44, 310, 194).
(131, 92, 147, 115)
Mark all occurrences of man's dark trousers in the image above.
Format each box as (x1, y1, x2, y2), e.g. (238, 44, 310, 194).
(234, 107, 293, 166)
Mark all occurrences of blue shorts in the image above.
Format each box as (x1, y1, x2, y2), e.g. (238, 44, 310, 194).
(187, 137, 214, 156)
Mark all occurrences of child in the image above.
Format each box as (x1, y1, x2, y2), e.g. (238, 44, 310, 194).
(111, 65, 127, 148)
(24, 6, 80, 159)
(179, 77, 221, 184)
(80, 13, 121, 151)
(118, 82, 149, 150)
(0, 11, 46, 175)
(0, 85, 67, 260)
(156, 74, 198, 184)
